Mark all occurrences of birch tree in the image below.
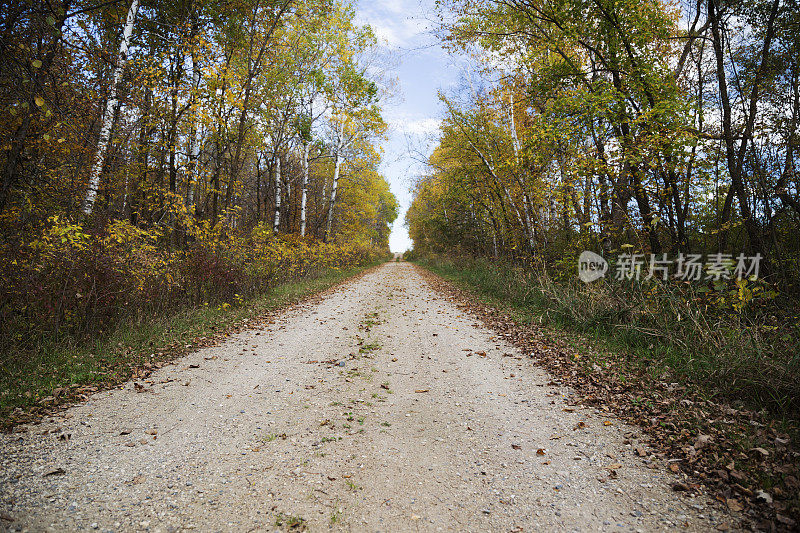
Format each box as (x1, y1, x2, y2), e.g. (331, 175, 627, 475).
(81, 0, 139, 215)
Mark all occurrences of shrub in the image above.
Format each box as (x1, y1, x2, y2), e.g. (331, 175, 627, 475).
(0, 217, 385, 366)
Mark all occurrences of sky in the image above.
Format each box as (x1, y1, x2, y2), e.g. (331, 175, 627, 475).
(355, 0, 465, 253)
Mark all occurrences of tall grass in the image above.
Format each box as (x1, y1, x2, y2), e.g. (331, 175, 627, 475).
(417, 255, 800, 418)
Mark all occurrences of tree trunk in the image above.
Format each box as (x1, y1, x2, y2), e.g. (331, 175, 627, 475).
(82, 0, 140, 216)
(709, 0, 778, 257)
(300, 139, 309, 236)
(273, 156, 282, 232)
(325, 150, 341, 242)
(187, 53, 201, 206)
(325, 123, 344, 242)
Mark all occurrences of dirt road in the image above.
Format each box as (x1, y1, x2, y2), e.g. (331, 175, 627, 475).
(1, 262, 731, 532)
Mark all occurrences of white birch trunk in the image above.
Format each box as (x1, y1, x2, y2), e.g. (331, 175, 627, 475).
(325, 123, 344, 241)
(508, 89, 535, 250)
(187, 53, 202, 206)
(509, 90, 521, 160)
(325, 151, 341, 241)
(284, 179, 292, 225)
(273, 156, 281, 232)
(300, 139, 309, 236)
(122, 172, 129, 214)
(82, 0, 140, 215)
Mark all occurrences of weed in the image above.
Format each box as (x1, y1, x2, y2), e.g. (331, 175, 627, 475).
(274, 512, 306, 530)
(359, 341, 382, 354)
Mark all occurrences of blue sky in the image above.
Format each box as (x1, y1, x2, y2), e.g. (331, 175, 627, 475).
(355, 0, 464, 252)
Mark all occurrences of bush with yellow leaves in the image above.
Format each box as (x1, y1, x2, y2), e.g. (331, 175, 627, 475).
(0, 217, 386, 359)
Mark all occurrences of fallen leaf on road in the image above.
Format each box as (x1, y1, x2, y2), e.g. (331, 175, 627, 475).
(414, 389, 429, 393)
(536, 448, 546, 456)
(511, 444, 522, 450)
(44, 467, 65, 477)
(726, 498, 743, 512)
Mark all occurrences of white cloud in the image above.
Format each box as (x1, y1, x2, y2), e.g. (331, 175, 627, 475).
(402, 117, 440, 136)
(356, 0, 432, 48)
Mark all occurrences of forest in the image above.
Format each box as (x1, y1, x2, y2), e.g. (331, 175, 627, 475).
(407, 0, 800, 415)
(0, 0, 397, 414)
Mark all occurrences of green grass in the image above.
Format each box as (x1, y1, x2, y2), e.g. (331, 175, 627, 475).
(1, 262, 382, 425)
(274, 512, 306, 530)
(358, 341, 382, 353)
(415, 256, 800, 420)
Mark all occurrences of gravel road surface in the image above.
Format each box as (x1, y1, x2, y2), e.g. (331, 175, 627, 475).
(1, 261, 731, 532)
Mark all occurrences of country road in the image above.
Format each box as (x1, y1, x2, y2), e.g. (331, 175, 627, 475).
(1, 262, 731, 532)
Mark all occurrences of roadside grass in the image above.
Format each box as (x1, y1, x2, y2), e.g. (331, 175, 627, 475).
(0, 262, 383, 426)
(415, 256, 800, 421)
